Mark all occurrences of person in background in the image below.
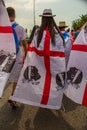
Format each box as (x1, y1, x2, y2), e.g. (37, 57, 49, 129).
(7, 7, 27, 109)
(66, 28, 70, 34)
(66, 28, 75, 44)
(70, 29, 75, 44)
(58, 21, 72, 65)
(75, 27, 81, 39)
(28, 25, 39, 44)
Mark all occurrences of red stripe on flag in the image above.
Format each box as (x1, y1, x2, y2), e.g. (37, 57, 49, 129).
(28, 45, 65, 57)
(41, 28, 51, 104)
(72, 45, 87, 52)
(82, 83, 87, 105)
(0, 26, 13, 33)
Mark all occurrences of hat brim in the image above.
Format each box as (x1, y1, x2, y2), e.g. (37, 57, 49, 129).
(58, 26, 68, 28)
(39, 14, 56, 17)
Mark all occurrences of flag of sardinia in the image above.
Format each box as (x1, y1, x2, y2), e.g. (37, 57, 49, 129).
(0, 0, 16, 53)
(65, 23, 87, 106)
(12, 28, 66, 109)
(0, 0, 16, 97)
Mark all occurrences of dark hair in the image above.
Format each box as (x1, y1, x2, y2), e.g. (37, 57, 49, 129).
(7, 7, 15, 17)
(28, 25, 39, 43)
(37, 16, 64, 47)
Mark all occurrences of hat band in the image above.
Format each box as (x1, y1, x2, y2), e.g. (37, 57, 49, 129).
(43, 13, 52, 15)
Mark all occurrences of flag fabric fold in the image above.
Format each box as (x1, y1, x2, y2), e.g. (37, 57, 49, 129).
(12, 28, 66, 109)
(65, 23, 87, 106)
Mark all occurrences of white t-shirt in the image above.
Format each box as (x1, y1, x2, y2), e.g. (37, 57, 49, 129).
(11, 21, 26, 42)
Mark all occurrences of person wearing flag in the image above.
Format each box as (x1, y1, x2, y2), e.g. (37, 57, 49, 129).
(0, 0, 17, 98)
(11, 9, 66, 110)
(6, 7, 27, 109)
(65, 22, 87, 106)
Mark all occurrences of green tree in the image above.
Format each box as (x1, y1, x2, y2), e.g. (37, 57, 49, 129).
(72, 14, 87, 31)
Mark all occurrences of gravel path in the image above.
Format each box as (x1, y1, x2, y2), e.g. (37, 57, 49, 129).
(0, 82, 87, 130)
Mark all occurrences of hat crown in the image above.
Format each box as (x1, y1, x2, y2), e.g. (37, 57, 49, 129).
(58, 21, 68, 27)
(43, 9, 52, 15)
(39, 9, 56, 17)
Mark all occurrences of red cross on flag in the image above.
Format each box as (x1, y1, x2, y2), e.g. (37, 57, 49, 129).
(65, 23, 87, 106)
(12, 28, 65, 109)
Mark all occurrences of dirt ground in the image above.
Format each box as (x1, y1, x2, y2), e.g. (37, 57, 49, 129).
(0, 82, 87, 130)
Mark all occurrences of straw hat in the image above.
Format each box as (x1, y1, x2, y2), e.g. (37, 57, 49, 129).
(58, 21, 68, 28)
(39, 9, 56, 17)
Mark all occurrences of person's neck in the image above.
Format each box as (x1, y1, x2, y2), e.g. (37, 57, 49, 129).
(10, 19, 14, 22)
(10, 17, 15, 22)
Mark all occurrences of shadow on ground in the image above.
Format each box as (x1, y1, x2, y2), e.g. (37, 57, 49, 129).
(0, 102, 24, 130)
(25, 108, 74, 130)
(62, 94, 80, 112)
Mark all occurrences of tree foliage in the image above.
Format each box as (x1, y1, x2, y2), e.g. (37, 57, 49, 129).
(72, 14, 87, 31)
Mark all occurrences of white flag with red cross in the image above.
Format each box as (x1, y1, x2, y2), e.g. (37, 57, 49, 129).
(0, 0, 16, 97)
(12, 28, 66, 109)
(65, 23, 87, 106)
(0, 0, 16, 53)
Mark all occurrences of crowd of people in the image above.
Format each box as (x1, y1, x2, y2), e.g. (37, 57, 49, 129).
(2, 6, 86, 109)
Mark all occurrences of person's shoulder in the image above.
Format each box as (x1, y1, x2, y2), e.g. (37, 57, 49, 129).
(15, 24, 25, 33)
(17, 24, 24, 29)
(13, 21, 24, 29)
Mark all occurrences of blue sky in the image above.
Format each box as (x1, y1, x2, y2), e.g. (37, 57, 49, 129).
(4, 0, 87, 35)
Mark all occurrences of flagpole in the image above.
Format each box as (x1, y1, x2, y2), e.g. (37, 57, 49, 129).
(33, 0, 36, 26)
